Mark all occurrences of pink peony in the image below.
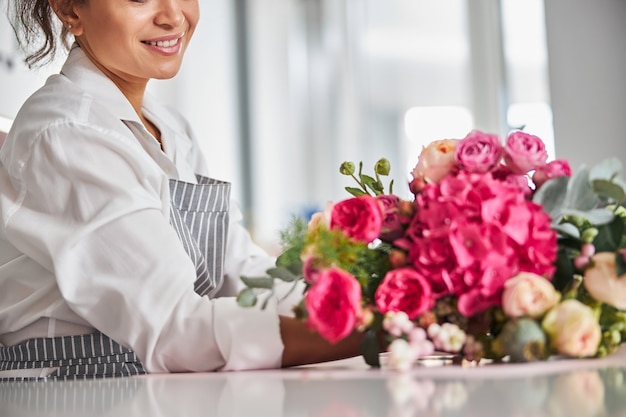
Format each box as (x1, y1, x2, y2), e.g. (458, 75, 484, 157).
(542, 299, 601, 357)
(503, 131, 548, 174)
(330, 195, 383, 243)
(375, 267, 434, 319)
(454, 130, 503, 173)
(532, 159, 572, 188)
(501, 272, 560, 318)
(412, 139, 460, 184)
(305, 267, 362, 343)
(375, 194, 406, 242)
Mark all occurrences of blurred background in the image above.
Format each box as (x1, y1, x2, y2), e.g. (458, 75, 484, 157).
(1, 0, 625, 253)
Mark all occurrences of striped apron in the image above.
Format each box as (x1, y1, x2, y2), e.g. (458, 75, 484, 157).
(0, 176, 231, 381)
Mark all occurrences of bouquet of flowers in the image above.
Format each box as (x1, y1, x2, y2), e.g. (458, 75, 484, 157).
(238, 130, 626, 371)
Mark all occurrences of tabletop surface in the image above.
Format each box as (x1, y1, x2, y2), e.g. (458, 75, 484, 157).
(2, 348, 626, 417)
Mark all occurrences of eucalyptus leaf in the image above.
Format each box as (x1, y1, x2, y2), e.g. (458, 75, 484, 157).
(240, 276, 275, 289)
(236, 288, 258, 307)
(532, 176, 568, 219)
(589, 157, 623, 182)
(267, 266, 299, 282)
(552, 222, 581, 238)
(564, 166, 599, 211)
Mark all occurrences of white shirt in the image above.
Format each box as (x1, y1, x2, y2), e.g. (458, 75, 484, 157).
(0, 47, 291, 374)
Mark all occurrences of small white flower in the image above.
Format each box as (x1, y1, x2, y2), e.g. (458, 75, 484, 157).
(387, 339, 417, 372)
(428, 322, 466, 353)
(383, 311, 414, 337)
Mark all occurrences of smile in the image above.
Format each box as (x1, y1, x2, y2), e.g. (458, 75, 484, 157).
(142, 33, 185, 48)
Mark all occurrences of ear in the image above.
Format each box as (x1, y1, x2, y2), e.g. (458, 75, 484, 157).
(48, 0, 84, 35)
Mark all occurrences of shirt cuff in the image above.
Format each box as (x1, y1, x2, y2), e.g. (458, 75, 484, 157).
(213, 297, 284, 371)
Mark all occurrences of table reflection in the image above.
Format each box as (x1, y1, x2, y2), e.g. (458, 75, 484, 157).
(1, 367, 626, 417)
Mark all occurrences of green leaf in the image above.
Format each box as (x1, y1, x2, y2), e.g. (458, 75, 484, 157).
(561, 208, 615, 225)
(552, 247, 576, 292)
(266, 266, 299, 282)
(360, 330, 381, 368)
(361, 174, 383, 195)
(594, 216, 625, 252)
(240, 276, 275, 289)
(276, 246, 304, 269)
(345, 186, 367, 197)
(593, 179, 626, 205)
(236, 288, 258, 307)
(616, 252, 626, 277)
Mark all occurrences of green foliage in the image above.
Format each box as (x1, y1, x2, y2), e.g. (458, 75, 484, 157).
(340, 158, 393, 196)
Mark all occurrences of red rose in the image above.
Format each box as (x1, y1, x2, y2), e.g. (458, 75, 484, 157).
(375, 267, 433, 319)
(305, 268, 362, 344)
(330, 195, 383, 243)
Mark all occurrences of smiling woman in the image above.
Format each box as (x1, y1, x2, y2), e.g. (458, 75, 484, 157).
(0, 0, 364, 381)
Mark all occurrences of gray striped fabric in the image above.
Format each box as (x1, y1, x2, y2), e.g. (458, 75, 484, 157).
(168, 175, 231, 297)
(0, 176, 231, 381)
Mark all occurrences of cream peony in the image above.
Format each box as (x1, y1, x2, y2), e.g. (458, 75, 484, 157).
(411, 139, 460, 184)
(542, 299, 601, 357)
(501, 272, 560, 318)
(583, 252, 626, 310)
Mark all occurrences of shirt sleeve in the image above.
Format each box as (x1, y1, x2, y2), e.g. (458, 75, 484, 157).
(2, 122, 284, 373)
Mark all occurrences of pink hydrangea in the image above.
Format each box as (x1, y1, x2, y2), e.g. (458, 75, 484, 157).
(403, 171, 558, 316)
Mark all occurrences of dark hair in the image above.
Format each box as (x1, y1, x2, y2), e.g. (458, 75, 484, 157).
(7, 0, 74, 68)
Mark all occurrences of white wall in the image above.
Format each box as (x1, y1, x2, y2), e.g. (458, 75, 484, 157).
(544, 0, 626, 170)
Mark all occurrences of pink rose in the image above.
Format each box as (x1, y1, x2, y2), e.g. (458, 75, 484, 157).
(541, 299, 601, 357)
(454, 130, 503, 173)
(583, 252, 626, 310)
(502, 272, 560, 318)
(305, 267, 362, 343)
(411, 139, 460, 184)
(375, 267, 433, 319)
(330, 195, 383, 243)
(532, 159, 572, 188)
(503, 131, 548, 174)
(375, 194, 405, 242)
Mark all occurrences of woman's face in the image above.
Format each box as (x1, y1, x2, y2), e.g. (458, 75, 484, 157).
(71, 0, 199, 83)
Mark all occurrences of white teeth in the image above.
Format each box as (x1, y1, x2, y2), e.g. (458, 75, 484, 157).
(146, 38, 179, 47)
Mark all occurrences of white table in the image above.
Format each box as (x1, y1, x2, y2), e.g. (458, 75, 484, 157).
(2, 348, 626, 417)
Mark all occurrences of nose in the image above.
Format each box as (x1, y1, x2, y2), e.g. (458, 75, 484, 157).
(154, 0, 185, 29)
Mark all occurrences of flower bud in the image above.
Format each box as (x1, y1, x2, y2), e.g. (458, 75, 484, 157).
(581, 228, 599, 243)
(339, 161, 355, 176)
(375, 158, 391, 176)
(492, 318, 547, 362)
